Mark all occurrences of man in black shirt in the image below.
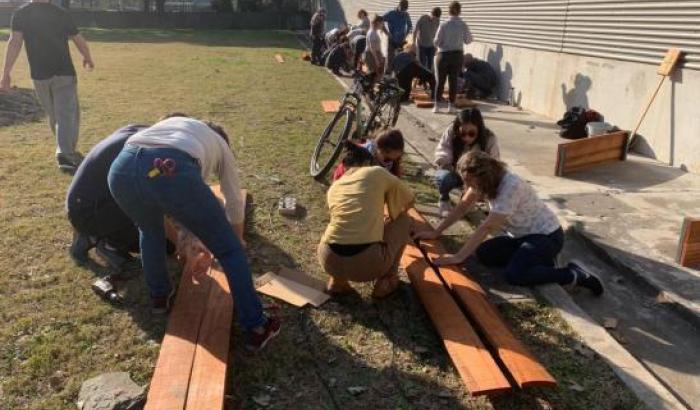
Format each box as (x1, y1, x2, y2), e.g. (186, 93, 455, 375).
(1, 0, 94, 174)
(67, 125, 146, 270)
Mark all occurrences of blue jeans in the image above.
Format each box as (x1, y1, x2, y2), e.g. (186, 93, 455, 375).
(419, 46, 435, 72)
(434, 169, 463, 201)
(475, 227, 574, 286)
(108, 144, 264, 331)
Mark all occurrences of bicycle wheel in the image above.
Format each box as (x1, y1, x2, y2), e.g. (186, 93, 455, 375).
(310, 105, 355, 179)
(364, 95, 401, 137)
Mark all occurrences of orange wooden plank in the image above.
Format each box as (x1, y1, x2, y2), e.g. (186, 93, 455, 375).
(411, 93, 432, 102)
(321, 100, 341, 113)
(401, 242, 512, 395)
(274, 54, 285, 63)
(415, 101, 435, 109)
(145, 268, 213, 410)
(678, 217, 700, 268)
(185, 267, 233, 410)
(408, 208, 557, 389)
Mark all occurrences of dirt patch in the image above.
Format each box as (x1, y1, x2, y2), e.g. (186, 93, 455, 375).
(0, 88, 44, 127)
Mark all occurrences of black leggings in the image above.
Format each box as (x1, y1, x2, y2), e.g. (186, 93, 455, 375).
(475, 227, 575, 286)
(435, 50, 463, 103)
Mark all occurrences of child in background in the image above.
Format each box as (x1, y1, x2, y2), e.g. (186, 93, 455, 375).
(333, 128, 405, 181)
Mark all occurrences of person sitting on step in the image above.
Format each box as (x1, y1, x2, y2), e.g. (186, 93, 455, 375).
(318, 141, 415, 299)
(433, 107, 500, 217)
(414, 151, 604, 295)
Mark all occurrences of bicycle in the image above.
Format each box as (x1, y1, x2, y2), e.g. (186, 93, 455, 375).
(310, 72, 404, 179)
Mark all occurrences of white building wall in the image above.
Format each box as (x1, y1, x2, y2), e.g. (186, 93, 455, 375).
(329, 0, 700, 172)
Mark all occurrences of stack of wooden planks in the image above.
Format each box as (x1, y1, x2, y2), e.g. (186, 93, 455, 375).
(145, 185, 239, 410)
(555, 131, 629, 176)
(401, 208, 557, 395)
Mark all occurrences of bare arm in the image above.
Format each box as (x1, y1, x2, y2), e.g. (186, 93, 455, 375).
(413, 187, 479, 240)
(70, 34, 94, 70)
(434, 212, 507, 266)
(1, 31, 24, 90)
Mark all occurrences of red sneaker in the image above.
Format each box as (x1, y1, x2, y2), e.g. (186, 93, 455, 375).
(245, 315, 281, 353)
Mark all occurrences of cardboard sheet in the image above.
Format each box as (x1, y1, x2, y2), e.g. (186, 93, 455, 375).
(256, 267, 329, 308)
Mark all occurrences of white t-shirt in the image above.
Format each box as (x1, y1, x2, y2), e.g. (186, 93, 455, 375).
(488, 172, 560, 238)
(366, 29, 382, 54)
(127, 117, 245, 225)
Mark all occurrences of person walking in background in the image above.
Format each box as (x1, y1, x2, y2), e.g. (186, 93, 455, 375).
(383, 0, 412, 73)
(433, 1, 472, 114)
(310, 7, 326, 65)
(413, 7, 441, 72)
(1, 0, 94, 174)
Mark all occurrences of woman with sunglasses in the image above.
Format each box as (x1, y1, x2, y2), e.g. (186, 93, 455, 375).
(414, 151, 603, 295)
(434, 107, 499, 216)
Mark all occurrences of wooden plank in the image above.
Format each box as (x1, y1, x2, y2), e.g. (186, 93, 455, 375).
(455, 98, 477, 109)
(415, 101, 435, 109)
(321, 100, 341, 113)
(677, 217, 700, 268)
(408, 208, 557, 389)
(411, 93, 432, 102)
(274, 54, 285, 63)
(401, 242, 512, 395)
(145, 268, 213, 410)
(185, 267, 233, 410)
(556, 131, 628, 177)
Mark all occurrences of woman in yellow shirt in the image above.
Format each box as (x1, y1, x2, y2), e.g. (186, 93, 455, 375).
(318, 142, 415, 298)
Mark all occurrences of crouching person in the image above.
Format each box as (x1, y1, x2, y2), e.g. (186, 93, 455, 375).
(108, 115, 280, 352)
(414, 151, 604, 295)
(67, 124, 149, 270)
(318, 141, 414, 299)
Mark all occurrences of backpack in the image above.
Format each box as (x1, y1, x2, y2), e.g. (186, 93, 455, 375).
(557, 107, 603, 140)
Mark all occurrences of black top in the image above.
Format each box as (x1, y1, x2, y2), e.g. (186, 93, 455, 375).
(11, 2, 79, 80)
(66, 125, 148, 212)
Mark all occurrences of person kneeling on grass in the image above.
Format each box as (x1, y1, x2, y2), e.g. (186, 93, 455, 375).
(107, 115, 280, 352)
(434, 107, 500, 217)
(332, 128, 405, 181)
(414, 151, 604, 295)
(319, 141, 415, 299)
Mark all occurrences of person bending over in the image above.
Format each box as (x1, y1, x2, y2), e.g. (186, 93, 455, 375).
(107, 115, 280, 352)
(325, 40, 352, 76)
(332, 128, 405, 181)
(415, 151, 603, 295)
(462, 53, 498, 99)
(67, 123, 149, 271)
(319, 141, 415, 299)
(433, 108, 499, 216)
(391, 44, 436, 102)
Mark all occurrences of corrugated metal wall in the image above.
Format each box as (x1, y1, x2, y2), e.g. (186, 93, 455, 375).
(332, 0, 700, 69)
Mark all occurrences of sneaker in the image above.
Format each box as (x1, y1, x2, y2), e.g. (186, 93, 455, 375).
(151, 288, 175, 315)
(438, 199, 452, 218)
(56, 152, 84, 174)
(447, 103, 457, 114)
(245, 315, 281, 353)
(432, 103, 441, 113)
(568, 261, 604, 296)
(70, 230, 95, 264)
(95, 240, 132, 271)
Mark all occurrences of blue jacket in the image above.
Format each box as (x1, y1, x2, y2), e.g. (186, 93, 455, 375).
(383, 9, 412, 46)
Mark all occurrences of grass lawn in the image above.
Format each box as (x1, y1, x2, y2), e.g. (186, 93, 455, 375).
(0, 29, 644, 409)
